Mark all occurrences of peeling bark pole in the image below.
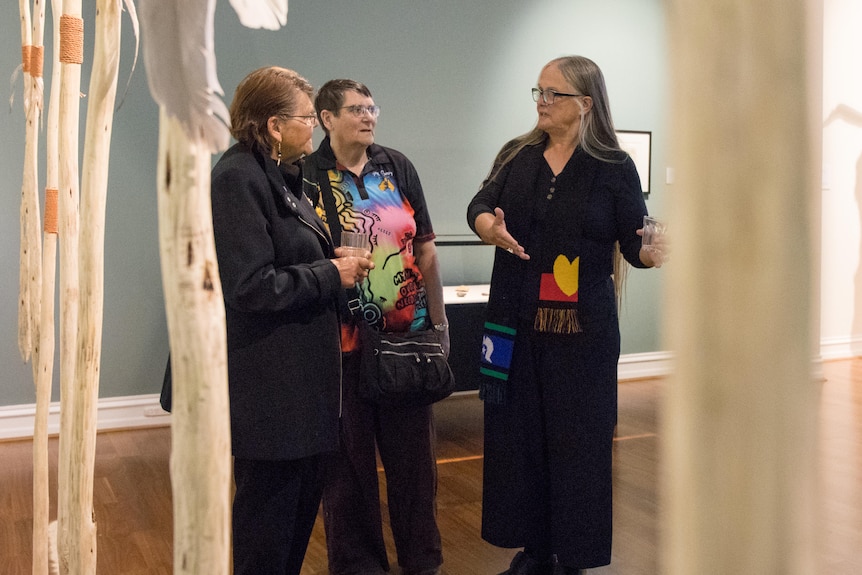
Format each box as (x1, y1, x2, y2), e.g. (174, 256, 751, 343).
(18, 0, 35, 363)
(156, 109, 231, 575)
(34, 193, 58, 575)
(27, 0, 45, 373)
(28, 0, 51, 573)
(56, 1, 83, 571)
(19, 0, 45, 374)
(34, 3, 63, 572)
(58, 1, 123, 573)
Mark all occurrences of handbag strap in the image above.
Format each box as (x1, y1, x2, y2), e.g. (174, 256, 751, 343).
(314, 160, 364, 319)
(317, 146, 405, 323)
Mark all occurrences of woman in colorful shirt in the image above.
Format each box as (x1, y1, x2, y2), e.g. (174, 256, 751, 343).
(303, 79, 449, 575)
(467, 56, 666, 575)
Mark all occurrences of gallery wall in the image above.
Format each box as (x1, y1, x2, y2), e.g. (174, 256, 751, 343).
(0, 0, 669, 408)
(821, 0, 862, 359)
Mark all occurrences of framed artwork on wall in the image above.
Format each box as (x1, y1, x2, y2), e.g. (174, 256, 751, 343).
(616, 130, 652, 198)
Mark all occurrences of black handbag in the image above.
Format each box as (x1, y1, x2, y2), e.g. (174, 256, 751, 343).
(304, 154, 455, 408)
(358, 323, 455, 407)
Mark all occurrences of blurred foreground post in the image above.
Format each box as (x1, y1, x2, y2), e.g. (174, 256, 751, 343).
(156, 109, 231, 575)
(663, 1, 820, 573)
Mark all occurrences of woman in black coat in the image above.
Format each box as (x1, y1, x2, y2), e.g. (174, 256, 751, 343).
(467, 56, 666, 575)
(210, 66, 373, 575)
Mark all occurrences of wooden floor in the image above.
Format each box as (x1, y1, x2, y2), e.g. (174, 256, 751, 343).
(1, 358, 860, 574)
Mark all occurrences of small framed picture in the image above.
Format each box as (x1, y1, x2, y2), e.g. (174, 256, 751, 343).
(616, 130, 651, 198)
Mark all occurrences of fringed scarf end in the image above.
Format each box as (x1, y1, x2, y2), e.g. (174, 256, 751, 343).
(533, 307, 582, 334)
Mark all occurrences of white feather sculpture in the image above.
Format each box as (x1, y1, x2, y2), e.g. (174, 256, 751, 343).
(138, 0, 229, 153)
(138, 2, 288, 573)
(230, 0, 288, 30)
(138, 0, 288, 153)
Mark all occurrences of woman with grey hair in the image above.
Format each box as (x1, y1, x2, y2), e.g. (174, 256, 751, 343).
(467, 55, 665, 575)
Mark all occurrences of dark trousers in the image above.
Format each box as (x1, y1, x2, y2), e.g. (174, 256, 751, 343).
(482, 320, 620, 569)
(232, 454, 326, 575)
(323, 351, 443, 575)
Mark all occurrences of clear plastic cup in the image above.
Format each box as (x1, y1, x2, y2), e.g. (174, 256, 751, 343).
(642, 216, 665, 252)
(340, 231, 370, 257)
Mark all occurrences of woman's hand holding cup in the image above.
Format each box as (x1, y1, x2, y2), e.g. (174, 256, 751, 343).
(334, 231, 374, 287)
(638, 215, 669, 268)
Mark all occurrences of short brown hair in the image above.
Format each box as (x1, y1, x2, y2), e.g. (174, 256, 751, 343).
(229, 66, 313, 153)
(314, 79, 373, 135)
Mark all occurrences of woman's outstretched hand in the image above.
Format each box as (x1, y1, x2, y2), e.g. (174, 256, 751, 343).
(475, 207, 530, 260)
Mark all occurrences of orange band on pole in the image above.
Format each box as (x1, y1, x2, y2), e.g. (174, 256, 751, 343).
(44, 188, 59, 234)
(22, 45, 31, 73)
(30, 45, 44, 78)
(59, 15, 84, 65)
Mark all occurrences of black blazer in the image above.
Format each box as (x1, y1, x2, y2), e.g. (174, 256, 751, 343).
(209, 142, 343, 460)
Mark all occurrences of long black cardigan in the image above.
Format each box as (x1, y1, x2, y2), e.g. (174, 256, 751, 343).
(466, 141, 649, 566)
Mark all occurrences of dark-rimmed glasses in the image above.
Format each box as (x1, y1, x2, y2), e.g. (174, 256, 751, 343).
(340, 105, 381, 118)
(532, 87, 582, 105)
(284, 114, 318, 127)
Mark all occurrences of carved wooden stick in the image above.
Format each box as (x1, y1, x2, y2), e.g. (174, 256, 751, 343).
(27, 0, 50, 572)
(34, 0, 63, 569)
(18, 0, 40, 364)
(17, 0, 31, 363)
(22, 0, 56, 575)
(55, 0, 83, 571)
(138, 3, 287, 572)
(57, 1, 123, 573)
(157, 109, 232, 575)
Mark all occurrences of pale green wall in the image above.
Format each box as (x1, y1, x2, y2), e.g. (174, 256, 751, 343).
(0, 0, 667, 406)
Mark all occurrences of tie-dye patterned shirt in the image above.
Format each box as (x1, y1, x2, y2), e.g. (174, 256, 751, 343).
(307, 140, 436, 351)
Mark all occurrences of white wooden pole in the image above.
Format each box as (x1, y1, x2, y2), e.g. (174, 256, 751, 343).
(28, 0, 51, 572)
(60, 1, 123, 573)
(18, 0, 34, 363)
(55, 1, 82, 571)
(34, 1, 63, 571)
(662, 1, 819, 573)
(156, 109, 232, 575)
(34, 191, 58, 575)
(27, 0, 45, 371)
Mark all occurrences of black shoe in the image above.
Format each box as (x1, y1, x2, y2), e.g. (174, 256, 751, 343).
(497, 551, 554, 575)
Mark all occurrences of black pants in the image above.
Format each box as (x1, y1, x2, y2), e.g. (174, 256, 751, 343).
(482, 320, 620, 569)
(322, 351, 443, 575)
(232, 454, 326, 575)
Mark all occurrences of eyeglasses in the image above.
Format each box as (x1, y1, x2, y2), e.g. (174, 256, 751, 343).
(284, 114, 318, 127)
(532, 87, 582, 105)
(340, 105, 381, 118)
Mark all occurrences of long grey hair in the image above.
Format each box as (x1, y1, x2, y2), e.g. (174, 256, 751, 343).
(490, 55, 623, 176)
(486, 56, 632, 304)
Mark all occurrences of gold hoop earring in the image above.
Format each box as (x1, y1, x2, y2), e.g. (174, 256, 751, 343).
(277, 141, 282, 166)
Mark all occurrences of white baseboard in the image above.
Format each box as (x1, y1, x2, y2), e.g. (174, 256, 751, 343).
(0, 394, 170, 441)
(1, 343, 855, 441)
(1, 352, 675, 441)
(820, 335, 862, 361)
(617, 351, 675, 381)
